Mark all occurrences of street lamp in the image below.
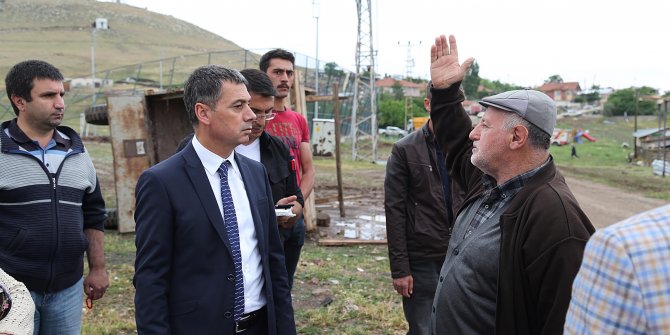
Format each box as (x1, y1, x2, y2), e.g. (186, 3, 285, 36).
(313, 0, 320, 119)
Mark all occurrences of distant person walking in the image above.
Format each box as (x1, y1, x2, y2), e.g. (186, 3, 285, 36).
(571, 144, 579, 158)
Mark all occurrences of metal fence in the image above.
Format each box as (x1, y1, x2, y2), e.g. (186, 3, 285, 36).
(0, 48, 371, 155)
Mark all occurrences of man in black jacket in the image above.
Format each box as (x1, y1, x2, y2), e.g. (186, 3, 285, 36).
(235, 69, 304, 224)
(384, 82, 464, 335)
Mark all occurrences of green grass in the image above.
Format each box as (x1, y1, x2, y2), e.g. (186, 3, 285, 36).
(550, 115, 670, 200)
(293, 245, 405, 335)
(82, 232, 136, 335)
(81, 234, 406, 334)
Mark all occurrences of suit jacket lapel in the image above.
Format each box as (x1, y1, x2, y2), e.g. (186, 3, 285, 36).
(182, 144, 232, 253)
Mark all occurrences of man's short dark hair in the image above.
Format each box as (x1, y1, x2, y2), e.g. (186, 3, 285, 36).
(183, 65, 247, 125)
(259, 49, 295, 73)
(240, 69, 277, 98)
(5, 60, 64, 115)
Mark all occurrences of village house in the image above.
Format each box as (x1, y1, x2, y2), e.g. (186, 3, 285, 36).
(537, 82, 581, 108)
(375, 77, 425, 98)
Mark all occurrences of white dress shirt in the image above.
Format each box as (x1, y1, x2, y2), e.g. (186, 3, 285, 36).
(191, 136, 266, 313)
(235, 138, 261, 163)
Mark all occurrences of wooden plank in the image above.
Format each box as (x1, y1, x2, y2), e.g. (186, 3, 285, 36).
(318, 239, 388, 246)
(290, 70, 316, 232)
(315, 194, 365, 205)
(333, 83, 345, 218)
(305, 95, 349, 103)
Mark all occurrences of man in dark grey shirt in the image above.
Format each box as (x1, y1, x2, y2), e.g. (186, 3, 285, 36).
(435, 162, 546, 333)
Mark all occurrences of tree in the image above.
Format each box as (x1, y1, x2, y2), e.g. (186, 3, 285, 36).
(378, 98, 405, 127)
(324, 62, 342, 84)
(462, 61, 480, 99)
(603, 87, 657, 116)
(573, 86, 601, 105)
(544, 74, 564, 84)
(391, 80, 404, 100)
(478, 78, 524, 98)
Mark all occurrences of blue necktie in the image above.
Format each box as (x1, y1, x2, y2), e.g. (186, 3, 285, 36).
(218, 161, 245, 321)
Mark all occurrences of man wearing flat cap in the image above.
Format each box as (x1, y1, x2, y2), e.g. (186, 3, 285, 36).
(427, 34, 594, 335)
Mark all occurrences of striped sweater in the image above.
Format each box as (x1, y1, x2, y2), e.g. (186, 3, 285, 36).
(0, 120, 106, 293)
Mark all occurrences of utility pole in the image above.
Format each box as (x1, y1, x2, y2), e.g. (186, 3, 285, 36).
(398, 41, 420, 132)
(91, 18, 108, 105)
(404, 96, 412, 132)
(312, 0, 320, 119)
(634, 88, 639, 158)
(398, 41, 421, 79)
(352, 0, 377, 161)
(663, 98, 668, 177)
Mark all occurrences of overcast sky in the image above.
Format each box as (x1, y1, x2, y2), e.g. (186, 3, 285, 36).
(100, 0, 670, 93)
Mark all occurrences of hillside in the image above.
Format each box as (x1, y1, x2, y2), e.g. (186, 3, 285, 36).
(0, 0, 244, 78)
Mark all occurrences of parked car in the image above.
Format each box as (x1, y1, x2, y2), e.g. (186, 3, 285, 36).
(378, 126, 408, 138)
(563, 109, 583, 117)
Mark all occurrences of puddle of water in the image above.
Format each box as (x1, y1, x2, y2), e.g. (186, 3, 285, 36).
(331, 213, 386, 240)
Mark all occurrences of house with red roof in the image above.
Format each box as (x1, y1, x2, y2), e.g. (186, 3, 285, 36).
(375, 77, 426, 98)
(537, 82, 581, 103)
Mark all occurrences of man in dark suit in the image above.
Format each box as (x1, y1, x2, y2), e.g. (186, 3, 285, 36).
(133, 65, 296, 335)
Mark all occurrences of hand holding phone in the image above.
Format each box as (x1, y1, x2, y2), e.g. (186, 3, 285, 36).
(275, 203, 295, 217)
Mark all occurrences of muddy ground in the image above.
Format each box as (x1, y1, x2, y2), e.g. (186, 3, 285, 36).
(311, 167, 668, 238)
(93, 140, 667, 236)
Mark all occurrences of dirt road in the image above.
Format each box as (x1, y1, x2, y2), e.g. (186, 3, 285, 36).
(564, 176, 667, 229)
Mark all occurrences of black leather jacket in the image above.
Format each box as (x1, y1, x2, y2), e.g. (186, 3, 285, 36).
(384, 122, 464, 278)
(259, 132, 304, 207)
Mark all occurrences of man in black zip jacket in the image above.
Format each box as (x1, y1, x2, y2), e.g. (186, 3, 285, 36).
(384, 82, 464, 335)
(1, 60, 108, 334)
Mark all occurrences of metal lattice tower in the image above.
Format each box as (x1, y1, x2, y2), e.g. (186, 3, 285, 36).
(351, 0, 377, 161)
(399, 41, 421, 79)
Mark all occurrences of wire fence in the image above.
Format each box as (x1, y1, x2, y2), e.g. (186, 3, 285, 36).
(1, 48, 372, 151)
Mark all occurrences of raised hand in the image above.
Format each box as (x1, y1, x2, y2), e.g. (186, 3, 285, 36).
(430, 34, 475, 89)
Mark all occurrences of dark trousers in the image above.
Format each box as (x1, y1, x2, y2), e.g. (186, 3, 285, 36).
(402, 258, 444, 335)
(279, 217, 305, 289)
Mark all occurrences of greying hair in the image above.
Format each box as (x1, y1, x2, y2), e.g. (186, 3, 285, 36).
(183, 65, 247, 125)
(502, 113, 551, 150)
